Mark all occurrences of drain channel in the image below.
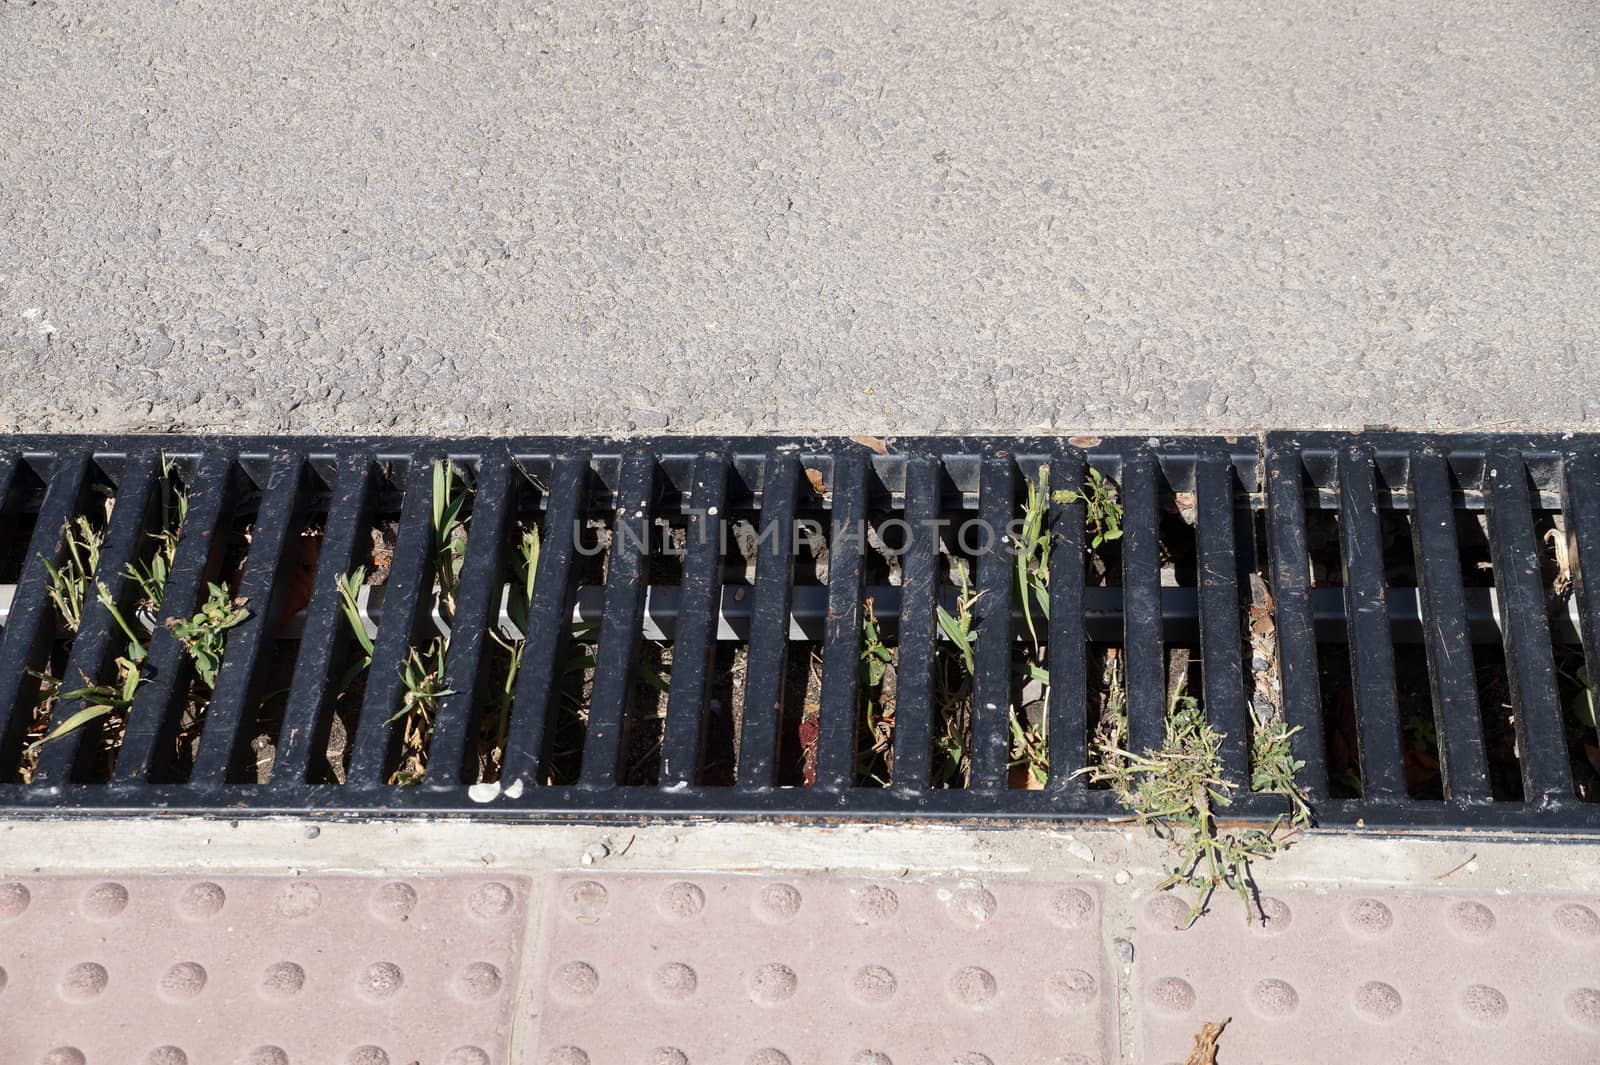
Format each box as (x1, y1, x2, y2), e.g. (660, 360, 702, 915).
(0, 434, 1594, 830)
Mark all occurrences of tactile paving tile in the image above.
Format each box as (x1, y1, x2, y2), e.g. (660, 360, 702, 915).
(0, 874, 530, 1065)
(528, 872, 1111, 1065)
(1135, 888, 1600, 1064)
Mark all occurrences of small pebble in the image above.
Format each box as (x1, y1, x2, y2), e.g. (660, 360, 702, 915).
(1113, 938, 1134, 964)
(304, 826, 320, 840)
(1114, 869, 1132, 885)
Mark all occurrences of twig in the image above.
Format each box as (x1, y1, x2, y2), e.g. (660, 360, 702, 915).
(1183, 1017, 1229, 1065)
(1433, 853, 1477, 880)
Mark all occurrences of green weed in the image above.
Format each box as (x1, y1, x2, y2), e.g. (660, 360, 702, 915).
(166, 582, 249, 690)
(856, 599, 895, 785)
(40, 517, 105, 632)
(933, 560, 979, 787)
(1053, 466, 1123, 551)
(433, 459, 469, 615)
(1079, 678, 1310, 926)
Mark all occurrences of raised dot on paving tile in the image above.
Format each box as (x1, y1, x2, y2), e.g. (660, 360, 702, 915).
(1049, 969, 1098, 1011)
(444, 1048, 491, 1065)
(348, 1047, 389, 1065)
(652, 962, 698, 1002)
(237, 1048, 288, 1065)
(1351, 980, 1403, 1020)
(1448, 900, 1496, 938)
(952, 1054, 993, 1065)
(1566, 988, 1600, 1030)
(147, 1047, 188, 1065)
(1256, 896, 1292, 932)
(1047, 886, 1096, 929)
(1143, 894, 1191, 931)
(849, 884, 899, 924)
(370, 882, 418, 921)
(554, 961, 600, 1001)
(1460, 984, 1509, 1025)
(470, 882, 516, 919)
(849, 964, 897, 1004)
(1344, 898, 1393, 936)
(0, 881, 31, 918)
(850, 1053, 892, 1065)
(1249, 978, 1299, 1017)
(276, 880, 321, 918)
(1048, 1055, 1093, 1065)
(565, 880, 608, 923)
(658, 881, 706, 919)
(1552, 902, 1599, 940)
(1146, 976, 1195, 1015)
(177, 881, 226, 919)
(260, 961, 306, 998)
(749, 962, 798, 1004)
(457, 962, 503, 1001)
(160, 962, 208, 1000)
(61, 961, 109, 1000)
(754, 883, 802, 924)
(357, 961, 404, 999)
(945, 881, 997, 926)
(42, 1049, 85, 1065)
(83, 881, 130, 919)
(545, 1047, 589, 1065)
(648, 1049, 688, 1065)
(747, 1050, 791, 1065)
(948, 966, 997, 1008)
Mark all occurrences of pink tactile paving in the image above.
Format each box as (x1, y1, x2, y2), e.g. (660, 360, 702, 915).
(528, 872, 1111, 1065)
(0, 874, 529, 1065)
(1135, 888, 1600, 1064)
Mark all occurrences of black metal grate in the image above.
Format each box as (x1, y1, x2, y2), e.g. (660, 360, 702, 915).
(0, 434, 1594, 831)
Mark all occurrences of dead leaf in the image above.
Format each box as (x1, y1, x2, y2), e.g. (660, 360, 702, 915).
(850, 435, 889, 455)
(1183, 1017, 1229, 1065)
(1068, 435, 1102, 448)
(804, 467, 827, 495)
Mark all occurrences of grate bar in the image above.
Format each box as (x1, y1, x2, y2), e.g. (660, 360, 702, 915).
(889, 455, 940, 790)
(425, 452, 514, 787)
(1560, 449, 1600, 775)
(1263, 444, 1331, 801)
(500, 453, 588, 788)
(1120, 449, 1166, 756)
(1484, 448, 1573, 807)
(733, 453, 797, 790)
(1195, 452, 1249, 783)
(816, 454, 866, 791)
(969, 451, 1017, 790)
(32, 451, 158, 785)
(659, 452, 729, 786)
(579, 450, 656, 790)
(1337, 445, 1407, 801)
(1406, 446, 1490, 803)
(189, 453, 308, 787)
(0, 451, 93, 777)
(271, 452, 375, 786)
(1045, 448, 1088, 794)
(345, 454, 440, 788)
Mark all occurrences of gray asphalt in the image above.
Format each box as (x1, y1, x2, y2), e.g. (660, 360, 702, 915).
(2, 0, 1597, 437)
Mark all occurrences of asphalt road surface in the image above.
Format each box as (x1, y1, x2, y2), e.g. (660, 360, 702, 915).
(2, 0, 1597, 436)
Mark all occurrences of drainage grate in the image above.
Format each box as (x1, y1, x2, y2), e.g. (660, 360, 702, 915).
(0, 434, 1594, 831)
